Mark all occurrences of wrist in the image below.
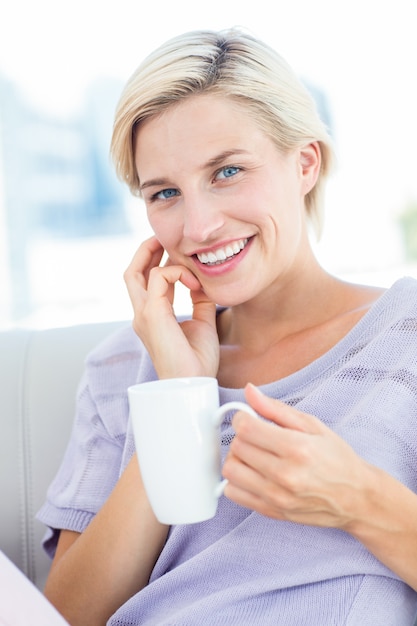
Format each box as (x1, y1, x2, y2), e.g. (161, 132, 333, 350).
(342, 463, 417, 589)
(342, 462, 386, 539)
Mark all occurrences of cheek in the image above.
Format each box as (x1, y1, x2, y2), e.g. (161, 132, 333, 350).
(147, 212, 181, 252)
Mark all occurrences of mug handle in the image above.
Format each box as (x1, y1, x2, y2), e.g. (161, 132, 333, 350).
(213, 400, 258, 426)
(213, 401, 258, 498)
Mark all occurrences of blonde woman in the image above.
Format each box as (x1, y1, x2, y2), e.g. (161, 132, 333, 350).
(38, 29, 417, 625)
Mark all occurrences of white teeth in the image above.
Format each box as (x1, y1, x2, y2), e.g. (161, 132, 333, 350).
(197, 238, 249, 265)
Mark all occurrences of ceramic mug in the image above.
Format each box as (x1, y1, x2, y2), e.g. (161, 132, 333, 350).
(128, 376, 257, 524)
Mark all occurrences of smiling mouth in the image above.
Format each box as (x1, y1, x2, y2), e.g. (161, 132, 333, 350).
(196, 238, 249, 266)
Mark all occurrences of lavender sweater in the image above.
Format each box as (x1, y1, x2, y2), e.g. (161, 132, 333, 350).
(37, 277, 417, 625)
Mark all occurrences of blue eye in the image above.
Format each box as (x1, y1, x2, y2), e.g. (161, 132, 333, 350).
(154, 188, 179, 200)
(216, 166, 240, 180)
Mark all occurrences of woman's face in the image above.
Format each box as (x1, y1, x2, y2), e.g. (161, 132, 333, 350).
(134, 94, 320, 306)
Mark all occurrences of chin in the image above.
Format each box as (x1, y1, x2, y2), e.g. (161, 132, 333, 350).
(206, 289, 252, 309)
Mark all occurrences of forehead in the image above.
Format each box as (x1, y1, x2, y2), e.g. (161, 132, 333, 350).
(134, 94, 270, 170)
(140, 92, 256, 131)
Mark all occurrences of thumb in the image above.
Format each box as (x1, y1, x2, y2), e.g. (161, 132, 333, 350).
(244, 383, 322, 434)
(190, 287, 217, 326)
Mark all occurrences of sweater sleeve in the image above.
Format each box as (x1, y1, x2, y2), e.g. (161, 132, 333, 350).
(36, 325, 156, 558)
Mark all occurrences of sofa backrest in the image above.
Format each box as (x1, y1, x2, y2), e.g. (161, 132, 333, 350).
(0, 320, 127, 591)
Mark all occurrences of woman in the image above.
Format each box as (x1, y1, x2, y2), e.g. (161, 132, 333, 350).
(38, 28, 417, 625)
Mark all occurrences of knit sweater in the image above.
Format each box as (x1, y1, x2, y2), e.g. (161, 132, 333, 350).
(37, 277, 417, 625)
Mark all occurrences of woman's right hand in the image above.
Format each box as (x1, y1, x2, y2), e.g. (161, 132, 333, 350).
(124, 236, 220, 379)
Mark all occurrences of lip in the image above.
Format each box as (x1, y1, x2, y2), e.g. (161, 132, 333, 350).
(191, 236, 253, 276)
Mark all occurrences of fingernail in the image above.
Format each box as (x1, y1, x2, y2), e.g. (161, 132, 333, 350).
(247, 382, 262, 395)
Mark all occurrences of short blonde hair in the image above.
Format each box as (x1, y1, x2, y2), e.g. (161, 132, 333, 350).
(111, 28, 335, 236)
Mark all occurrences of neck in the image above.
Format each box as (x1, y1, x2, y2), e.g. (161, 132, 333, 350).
(217, 260, 357, 353)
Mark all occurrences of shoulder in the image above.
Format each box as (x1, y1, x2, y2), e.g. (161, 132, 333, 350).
(352, 277, 417, 372)
(86, 311, 194, 365)
(355, 277, 417, 348)
(86, 323, 143, 365)
(83, 324, 154, 396)
(381, 276, 417, 319)
(389, 275, 417, 301)
(82, 312, 193, 393)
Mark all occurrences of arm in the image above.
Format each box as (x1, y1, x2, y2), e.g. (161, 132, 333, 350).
(223, 383, 417, 591)
(44, 238, 218, 625)
(44, 455, 169, 626)
(343, 466, 417, 591)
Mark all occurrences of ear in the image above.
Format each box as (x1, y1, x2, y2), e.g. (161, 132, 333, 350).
(299, 141, 321, 195)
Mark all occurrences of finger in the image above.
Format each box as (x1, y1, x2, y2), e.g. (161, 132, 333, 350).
(231, 388, 323, 462)
(189, 286, 217, 326)
(244, 383, 323, 435)
(223, 468, 277, 513)
(223, 443, 267, 496)
(147, 264, 202, 299)
(124, 236, 165, 289)
(225, 434, 284, 483)
(223, 455, 289, 520)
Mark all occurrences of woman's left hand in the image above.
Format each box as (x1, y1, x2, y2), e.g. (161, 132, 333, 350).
(223, 383, 372, 530)
(223, 383, 417, 591)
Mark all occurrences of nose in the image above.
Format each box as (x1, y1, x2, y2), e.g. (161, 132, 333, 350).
(182, 193, 225, 243)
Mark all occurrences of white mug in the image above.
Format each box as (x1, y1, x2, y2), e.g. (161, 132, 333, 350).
(128, 377, 257, 524)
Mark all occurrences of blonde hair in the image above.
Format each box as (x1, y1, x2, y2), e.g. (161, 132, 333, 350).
(111, 28, 335, 236)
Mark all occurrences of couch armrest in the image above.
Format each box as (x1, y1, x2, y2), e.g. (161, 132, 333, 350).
(0, 320, 127, 590)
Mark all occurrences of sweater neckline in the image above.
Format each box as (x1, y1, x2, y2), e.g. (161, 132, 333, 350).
(218, 276, 415, 396)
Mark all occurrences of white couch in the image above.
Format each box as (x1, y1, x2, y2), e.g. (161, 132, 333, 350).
(0, 320, 127, 591)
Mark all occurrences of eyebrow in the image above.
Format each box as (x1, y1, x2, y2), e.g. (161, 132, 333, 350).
(139, 149, 250, 192)
(205, 149, 250, 168)
(140, 177, 171, 192)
